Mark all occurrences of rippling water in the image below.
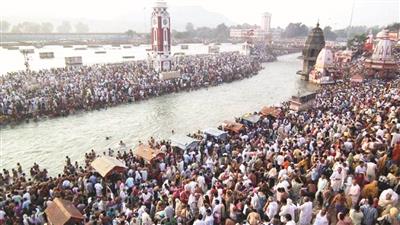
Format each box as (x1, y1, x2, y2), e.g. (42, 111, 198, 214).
(0, 53, 317, 174)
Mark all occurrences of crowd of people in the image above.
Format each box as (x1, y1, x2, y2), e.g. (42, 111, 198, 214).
(0, 51, 265, 125)
(1, 77, 399, 225)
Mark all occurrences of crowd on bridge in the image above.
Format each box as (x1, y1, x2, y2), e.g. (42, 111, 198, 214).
(0, 51, 264, 125)
(1, 77, 399, 225)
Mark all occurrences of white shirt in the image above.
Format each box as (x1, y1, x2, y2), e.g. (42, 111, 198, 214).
(391, 132, 400, 147)
(313, 212, 329, 225)
(94, 183, 103, 194)
(349, 184, 361, 197)
(140, 170, 148, 181)
(298, 201, 313, 225)
(204, 215, 214, 225)
(265, 201, 278, 220)
(286, 221, 296, 225)
(193, 219, 206, 225)
(355, 165, 366, 174)
(141, 192, 152, 202)
(141, 212, 153, 225)
(0, 210, 6, 220)
(366, 162, 377, 177)
(276, 155, 285, 165)
(279, 203, 295, 222)
(22, 192, 31, 201)
(317, 178, 328, 192)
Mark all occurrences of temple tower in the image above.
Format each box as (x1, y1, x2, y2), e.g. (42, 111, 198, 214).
(298, 23, 325, 80)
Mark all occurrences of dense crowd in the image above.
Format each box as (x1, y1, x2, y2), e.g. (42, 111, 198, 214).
(0, 52, 263, 125)
(1, 78, 399, 225)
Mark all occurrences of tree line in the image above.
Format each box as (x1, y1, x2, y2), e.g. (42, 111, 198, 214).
(280, 22, 400, 41)
(0, 21, 89, 33)
(171, 22, 229, 42)
(171, 22, 400, 42)
(2, 19, 398, 42)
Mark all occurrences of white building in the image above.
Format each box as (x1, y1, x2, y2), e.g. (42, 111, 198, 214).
(230, 28, 268, 40)
(260, 12, 272, 33)
(229, 12, 271, 41)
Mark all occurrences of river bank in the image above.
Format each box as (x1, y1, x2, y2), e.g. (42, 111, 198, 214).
(0, 48, 281, 127)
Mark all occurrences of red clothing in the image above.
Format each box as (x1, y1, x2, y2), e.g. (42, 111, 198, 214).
(393, 143, 400, 164)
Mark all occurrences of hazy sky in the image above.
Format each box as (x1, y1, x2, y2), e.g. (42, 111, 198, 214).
(2, 0, 399, 29)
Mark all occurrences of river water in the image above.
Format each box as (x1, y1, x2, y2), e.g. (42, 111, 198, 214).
(0, 53, 317, 175)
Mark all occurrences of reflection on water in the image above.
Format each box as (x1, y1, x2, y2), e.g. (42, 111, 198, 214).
(0, 53, 318, 174)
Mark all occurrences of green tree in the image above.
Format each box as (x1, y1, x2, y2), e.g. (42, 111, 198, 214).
(323, 26, 337, 41)
(0, 20, 10, 32)
(386, 23, 400, 31)
(282, 23, 309, 38)
(40, 22, 54, 33)
(185, 22, 194, 32)
(13, 22, 41, 33)
(214, 23, 229, 41)
(172, 30, 188, 39)
(11, 24, 22, 33)
(347, 33, 367, 49)
(125, 29, 136, 37)
(75, 22, 89, 33)
(57, 21, 72, 33)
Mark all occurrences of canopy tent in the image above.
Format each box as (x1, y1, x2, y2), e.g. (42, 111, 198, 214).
(45, 198, 84, 225)
(91, 156, 127, 177)
(203, 127, 228, 140)
(260, 106, 281, 118)
(222, 120, 244, 133)
(242, 114, 261, 124)
(170, 135, 200, 151)
(134, 144, 165, 163)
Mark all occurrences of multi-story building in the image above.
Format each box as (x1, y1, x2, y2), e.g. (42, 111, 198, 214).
(229, 28, 268, 40)
(260, 12, 272, 33)
(229, 12, 272, 42)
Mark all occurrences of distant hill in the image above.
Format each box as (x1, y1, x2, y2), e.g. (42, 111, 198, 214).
(4, 5, 235, 33)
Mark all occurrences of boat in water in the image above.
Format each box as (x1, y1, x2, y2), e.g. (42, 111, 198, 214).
(5, 46, 19, 50)
(20, 49, 35, 54)
(88, 45, 102, 48)
(39, 52, 55, 59)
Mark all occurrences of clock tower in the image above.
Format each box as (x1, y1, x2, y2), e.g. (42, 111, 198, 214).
(151, 0, 172, 72)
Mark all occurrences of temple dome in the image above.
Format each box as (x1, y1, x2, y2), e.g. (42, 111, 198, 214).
(305, 23, 325, 46)
(315, 47, 334, 70)
(376, 29, 389, 39)
(372, 29, 393, 61)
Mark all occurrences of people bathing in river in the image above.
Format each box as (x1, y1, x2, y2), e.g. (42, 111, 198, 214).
(1, 78, 400, 225)
(0, 50, 273, 125)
